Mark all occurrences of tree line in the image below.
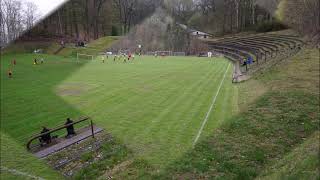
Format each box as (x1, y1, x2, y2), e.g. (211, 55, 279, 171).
(25, 0, 162, 42)
(2, 0, 317, 48)
(164, 0, 282, 35)
(0, 0, 39, 47)
(277, 0, 319, 42)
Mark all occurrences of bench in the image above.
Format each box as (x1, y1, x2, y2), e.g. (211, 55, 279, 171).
(204, 33, 304, 80)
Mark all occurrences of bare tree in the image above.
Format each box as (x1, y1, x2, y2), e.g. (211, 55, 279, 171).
(1, 0, 24, 46)
(114, 0, 137, 34)
(24, 2, 38, 30)
(0, 0, 39, 47)
(277, 0, 319, 41)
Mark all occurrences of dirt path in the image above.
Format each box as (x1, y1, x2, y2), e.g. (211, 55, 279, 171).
(99, 159, 134, 179)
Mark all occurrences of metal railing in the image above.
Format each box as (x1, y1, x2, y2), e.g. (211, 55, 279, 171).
(26, 116, 94, 150)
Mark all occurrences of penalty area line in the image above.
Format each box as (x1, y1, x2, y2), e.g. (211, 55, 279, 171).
(193, 62, 231, 147)
(0, 166, 45, 180)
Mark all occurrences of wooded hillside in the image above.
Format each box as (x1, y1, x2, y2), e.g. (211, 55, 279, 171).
(277, 0, 319, 42)
(12, 0, 319, 46)
(23, 0, 163, 41)
(164, 0, 282, 35)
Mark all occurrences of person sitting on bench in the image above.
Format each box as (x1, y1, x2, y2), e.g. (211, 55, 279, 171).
(65, 118, 76, 138)
(39, 126, 51, 145)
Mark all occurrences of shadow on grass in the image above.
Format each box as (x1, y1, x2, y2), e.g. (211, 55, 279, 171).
(0, 53, 101, 179)
(1, 52, 134, 179)
(1, 53, 90, 143)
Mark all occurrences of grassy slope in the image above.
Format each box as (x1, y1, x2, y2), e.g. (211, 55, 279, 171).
(0, 133, 63, 180)
(2, 36, 119, 56)
(258, 131, 319, 180)
(2, 41, 57, 54)
(57, 36, 120, 56)
(153, 48, 319, 179)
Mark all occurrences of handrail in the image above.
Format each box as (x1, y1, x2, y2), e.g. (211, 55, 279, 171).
(26, 116, 90, 150)
(208, 44, 254, 57)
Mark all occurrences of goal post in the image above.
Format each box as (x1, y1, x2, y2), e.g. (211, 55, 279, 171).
(118, 49, 130, 55)
(173, 52, 186, 56)
(155, 51, 172, 56)
(76, 53, 94, 61)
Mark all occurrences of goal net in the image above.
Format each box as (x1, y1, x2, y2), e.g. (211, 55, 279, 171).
(118, 50, 130, 55)
(173, 52, 186, 56)
(77, 53, 94, 61)
(155, 51, 172, 56)
(146, 51, 155, 56)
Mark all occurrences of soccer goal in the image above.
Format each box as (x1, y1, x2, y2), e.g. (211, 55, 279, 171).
(173, 52, 186, 56)
(77, 53, 94, 61)
(146, 51, 155, 56)
(118, 49, 130, 55)
(155, 51, 172, 56)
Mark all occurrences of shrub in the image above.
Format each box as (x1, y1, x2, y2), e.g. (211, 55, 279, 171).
(255, 20, 288, 33)
(111, 26, 119, 36)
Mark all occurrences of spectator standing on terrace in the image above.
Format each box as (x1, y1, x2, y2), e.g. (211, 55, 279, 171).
(60, 40, 65, 48)
(65, 118, 76, 138)
(242, 58, 247, 66)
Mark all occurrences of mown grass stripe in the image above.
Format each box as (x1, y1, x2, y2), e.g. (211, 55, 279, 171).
(193, 62, 231, 146)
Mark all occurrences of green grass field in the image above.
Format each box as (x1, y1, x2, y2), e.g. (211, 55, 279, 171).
(1, 47, 318, 180)
(1, 53, 237, 179)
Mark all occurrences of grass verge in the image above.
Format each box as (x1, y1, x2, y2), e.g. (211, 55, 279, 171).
(151, 48, 319, 179)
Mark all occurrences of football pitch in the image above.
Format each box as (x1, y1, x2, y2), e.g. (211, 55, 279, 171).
(1, 53, 238, 169)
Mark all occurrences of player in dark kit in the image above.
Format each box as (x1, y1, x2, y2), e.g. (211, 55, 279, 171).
(114, 55, 118, 62)
(8, 70, 13, 78)
(123, 54, 127, 63)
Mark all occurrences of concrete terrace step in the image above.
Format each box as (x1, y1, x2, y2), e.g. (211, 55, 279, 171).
(34, 126, 103, 158)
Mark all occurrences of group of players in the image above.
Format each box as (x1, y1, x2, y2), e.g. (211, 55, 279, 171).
(113, 53, 135, 63)
(7, 51, 165, 78)
(108, 51, 165, 63)
(33, 58, 45, 65)
(100, 53, 136, 63)
(7, 57, 46, 78)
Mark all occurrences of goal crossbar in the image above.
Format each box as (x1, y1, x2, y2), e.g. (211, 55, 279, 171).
(77, 53, 94, 61)
(155, 51, 173, 56)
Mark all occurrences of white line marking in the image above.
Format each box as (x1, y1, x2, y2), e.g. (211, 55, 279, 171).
(193, 63, 230, 146)
(0, 166, 45, 180)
